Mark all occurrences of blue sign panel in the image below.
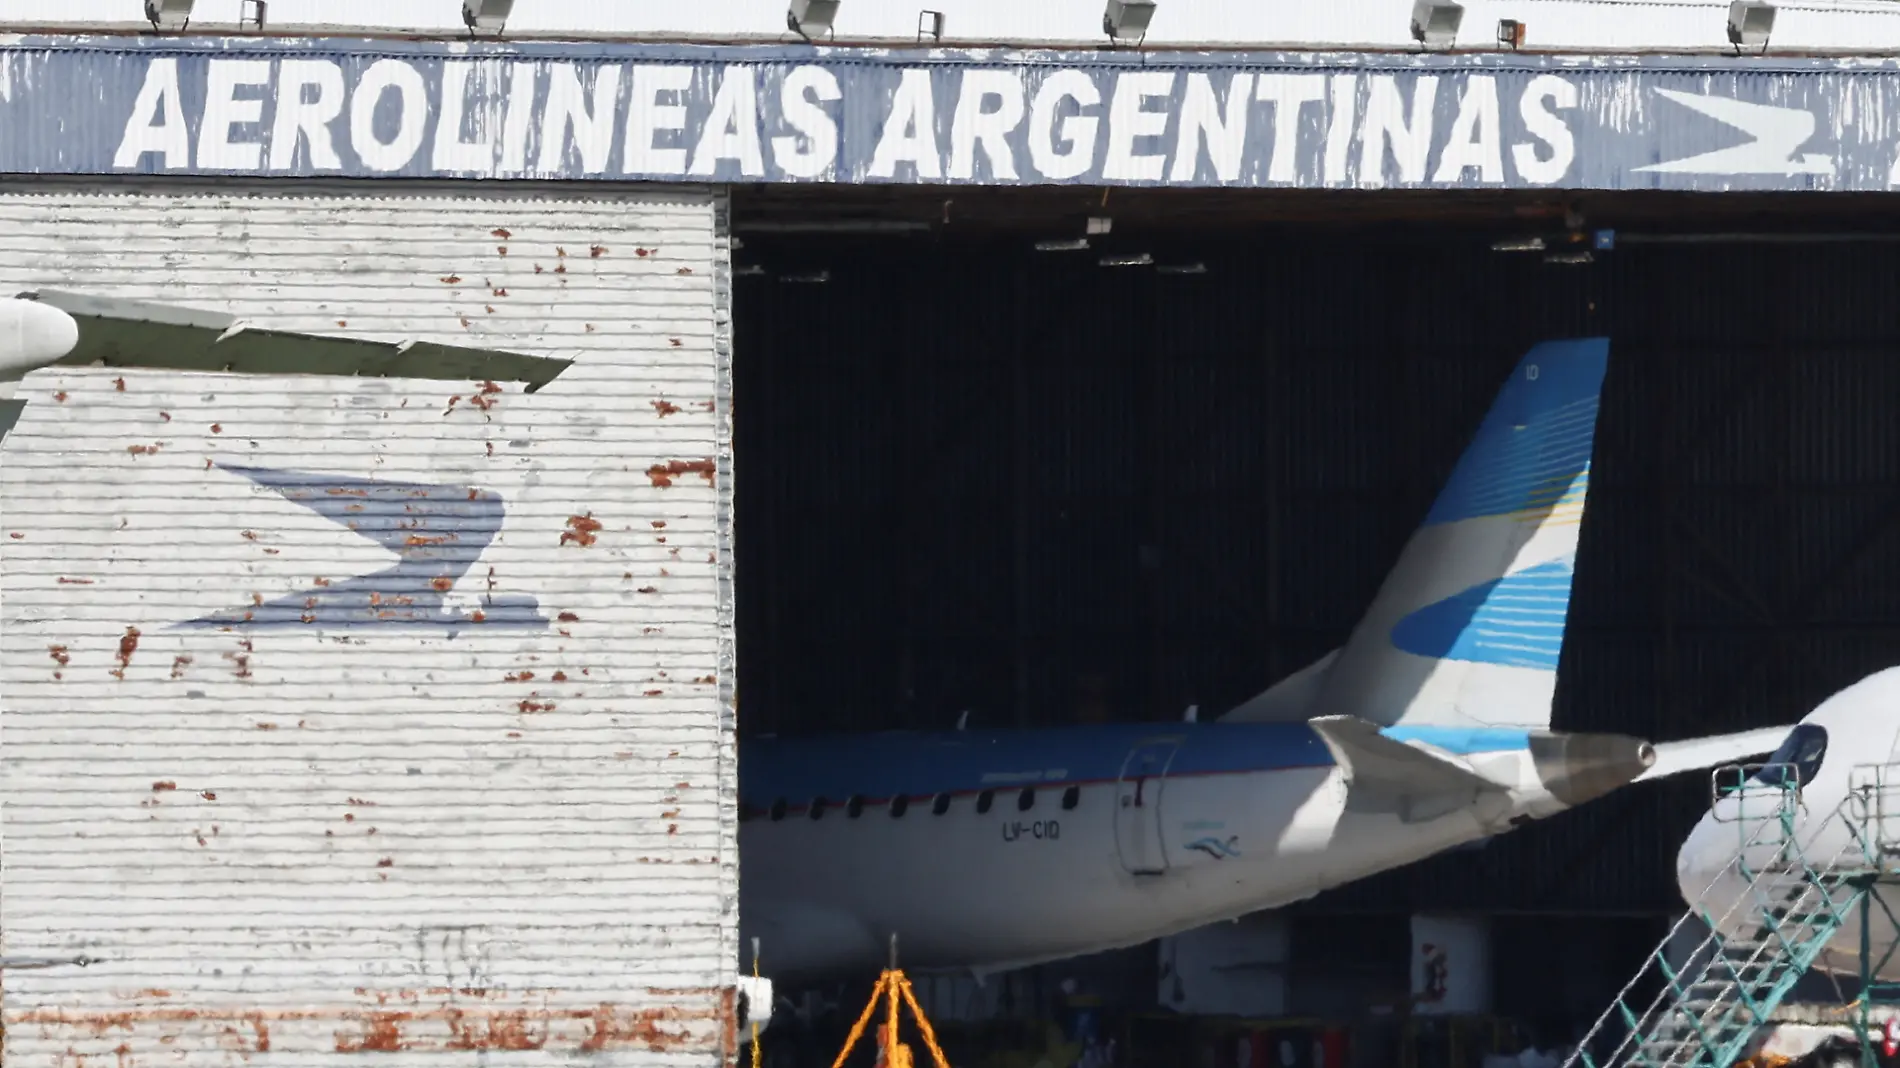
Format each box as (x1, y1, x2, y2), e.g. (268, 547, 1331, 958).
(1, 36, 1896, 191)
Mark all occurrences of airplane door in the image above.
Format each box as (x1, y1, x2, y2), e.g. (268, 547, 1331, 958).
(1115, 739, 1183, 875)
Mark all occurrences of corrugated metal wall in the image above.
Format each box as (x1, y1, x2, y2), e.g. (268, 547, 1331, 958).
(0, 179, 739, 1065)
(733, 230, 1900, 916)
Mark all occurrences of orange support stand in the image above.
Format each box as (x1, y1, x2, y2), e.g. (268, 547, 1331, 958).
(829, 939, 952, 1068)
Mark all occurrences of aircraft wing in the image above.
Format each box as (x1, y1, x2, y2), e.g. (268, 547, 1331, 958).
(1632, 726, 1792, 784)
(1309, 714, 1502, 797)
(12, 290, 573, 391)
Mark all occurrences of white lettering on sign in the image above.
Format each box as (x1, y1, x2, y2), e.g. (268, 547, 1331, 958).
(625, 64, 693, 177)
(1027, 69, 1101, 181)
(1360, 74, 1439, 185)
(351, 58, 428, 172)
(691, 65, 765, 177)
(1513, 74, 1578, 185)
(540, 61, 621, 175)
(1169, 72, 1254, 183)
(1102, 70, 1176, 182)
(1434, 75, 1503, 184)
(773, 65, 842, 180)
(199, 59, 272, 170)
(869, 67, 942, 179)
(948, 69, 1026, 181)
(272, 59, 346, 171)
(1257, 73, 1326, 183)
(102, 56, 1583, 188)
(114, 57, 190, 169)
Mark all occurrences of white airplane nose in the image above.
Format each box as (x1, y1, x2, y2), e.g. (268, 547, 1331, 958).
(0, 299, 79, 379)
(1675, 814, 1731, 906)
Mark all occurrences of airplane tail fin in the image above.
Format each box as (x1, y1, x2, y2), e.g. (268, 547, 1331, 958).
(1226, 338, 1610, 729)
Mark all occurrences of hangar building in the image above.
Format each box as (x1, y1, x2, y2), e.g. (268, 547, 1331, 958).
(3, 1, 1900, 1066)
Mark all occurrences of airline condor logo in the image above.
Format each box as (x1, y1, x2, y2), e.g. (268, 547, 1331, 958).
(1636, 90, 1835, 178)
(173, 463, 546, 633)
(1185, 835, 1242, 861)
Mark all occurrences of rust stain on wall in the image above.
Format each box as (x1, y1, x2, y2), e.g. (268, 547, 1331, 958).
(170, 654, 192, 678)
(111, 626, 141, 680)
(127, 443, 161, 456)
(652, 399, 682, 417)
(557, 611, 580, 623)
(47, 644, 69, 679)
(578, 1002, 701, 1053)
(645, 459, 716, 487)
(336, 1011, 407, 1052)
(560, 514, 602, 547)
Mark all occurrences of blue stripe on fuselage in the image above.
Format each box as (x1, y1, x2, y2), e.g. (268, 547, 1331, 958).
(738, 722, 1534, 811)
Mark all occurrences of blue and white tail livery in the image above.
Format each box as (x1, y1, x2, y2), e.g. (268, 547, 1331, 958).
(1225, 338, 1604, 731)
(738, 338, 1788, 988)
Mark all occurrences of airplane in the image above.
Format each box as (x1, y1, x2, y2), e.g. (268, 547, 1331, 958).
(737, 336, 1793, 986)
(1673, 667, 1900, 983)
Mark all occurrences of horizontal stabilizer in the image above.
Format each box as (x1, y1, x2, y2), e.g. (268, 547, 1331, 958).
(1309, 715, 1503, 819)
(16, 290, 574, 390)
(1633, 726, 1792, 784)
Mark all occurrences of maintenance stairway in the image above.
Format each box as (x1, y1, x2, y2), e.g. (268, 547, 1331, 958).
(1563, 762, 1900, 1068)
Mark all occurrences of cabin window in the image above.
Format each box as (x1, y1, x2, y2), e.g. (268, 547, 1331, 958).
(976, 790, 994, 814)
(769, 799, 787, 821)
(889, 795, 910, 818)
(1062, 785, 1080, 810)
(1752, 724, 1829, 788)
(809, 797, 828, 820)
(846, 795, 865, 818)
(931, 793, 951, 815)
(1017, 787, 1036, 812)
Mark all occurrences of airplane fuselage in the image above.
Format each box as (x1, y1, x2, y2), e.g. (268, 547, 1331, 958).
(738, 721, 1632, 981)
(1676, 668, 1900, 983)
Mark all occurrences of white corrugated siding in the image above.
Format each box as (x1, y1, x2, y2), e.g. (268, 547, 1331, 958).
(0, 178, 739, 1066)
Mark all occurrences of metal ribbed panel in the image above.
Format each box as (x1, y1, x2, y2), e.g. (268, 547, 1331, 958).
(0, 179, 737, 1065)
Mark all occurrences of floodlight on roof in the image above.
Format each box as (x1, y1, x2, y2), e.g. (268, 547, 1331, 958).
(1727, 0, 1775, 52)
(789, 0, 841, 39)
(1410, 0, 1464, 49)
(144, 0, 193, 30)
(462, 0, 514, 33)
(1103, 0, 1156, 42)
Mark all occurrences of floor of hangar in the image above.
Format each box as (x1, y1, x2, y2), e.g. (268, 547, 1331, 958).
(724, 184, 1900, 1055)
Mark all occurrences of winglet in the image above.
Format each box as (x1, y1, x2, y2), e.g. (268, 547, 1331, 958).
(1309, 715, 1504, 823)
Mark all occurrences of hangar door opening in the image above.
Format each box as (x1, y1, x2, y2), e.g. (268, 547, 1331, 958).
(729, 186, 1900, 949)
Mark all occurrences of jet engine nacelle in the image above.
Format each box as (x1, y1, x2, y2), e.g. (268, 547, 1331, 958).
(0, 298, 79, 380)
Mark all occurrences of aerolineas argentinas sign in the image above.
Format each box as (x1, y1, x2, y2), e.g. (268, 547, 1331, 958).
(0, 38, 1891, 190)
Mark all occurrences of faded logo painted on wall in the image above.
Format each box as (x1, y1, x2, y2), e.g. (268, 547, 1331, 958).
(0, 37, 1897, 190)
(173, 463, 544, 632)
